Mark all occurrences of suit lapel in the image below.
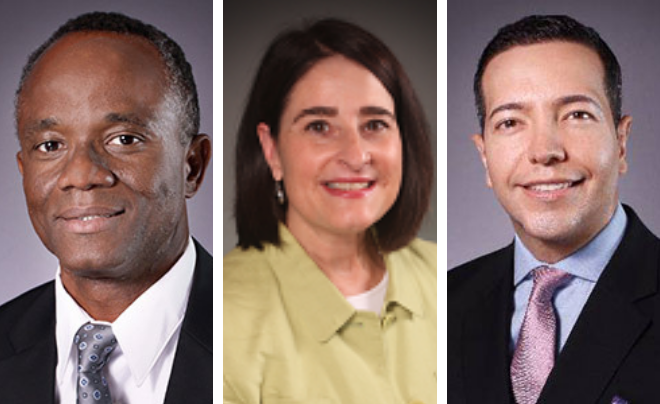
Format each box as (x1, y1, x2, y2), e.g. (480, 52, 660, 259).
(0, 283, 56, 404)
(462, 245, 515, 403)
(540, 206, 658, 403)
(164, 239, 213, 404)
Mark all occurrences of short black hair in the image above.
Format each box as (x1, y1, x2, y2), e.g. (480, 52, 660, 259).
(474, 15, 622, 130)
(234, 18, 434, 252)
(15, 11, 199, 143)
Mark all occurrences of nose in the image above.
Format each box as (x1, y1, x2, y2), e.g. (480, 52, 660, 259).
(339, 130, 371, 170)
(57, 145, 116, 191)
(528, 121, 567, 165)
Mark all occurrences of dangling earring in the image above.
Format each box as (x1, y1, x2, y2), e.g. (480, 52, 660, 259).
(275, 181, 285, 205)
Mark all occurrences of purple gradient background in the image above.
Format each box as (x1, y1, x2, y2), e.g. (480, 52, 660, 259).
(449, 0, 660, 269)
(0, 0, 212, 304)
(223, 0, 437, 255)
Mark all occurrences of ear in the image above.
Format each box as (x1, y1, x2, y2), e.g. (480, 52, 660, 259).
(184, 134, 212, 198)
(16, 151, 24, 176)
(471, 133, 492, 188)
(257, 123, 283, 181)
(616, 115, 632, 175)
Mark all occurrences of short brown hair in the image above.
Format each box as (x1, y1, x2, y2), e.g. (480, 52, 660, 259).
(234, 18, 433, 252)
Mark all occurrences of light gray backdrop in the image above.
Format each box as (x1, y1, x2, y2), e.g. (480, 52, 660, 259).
(449, 0, 660, 268)
(0, 0, 212, 304)
(224, 0, 437, 255)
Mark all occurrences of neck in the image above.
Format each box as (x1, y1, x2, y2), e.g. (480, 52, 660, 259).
(286, 221, 385, 297)
(60, 238, 188, 322)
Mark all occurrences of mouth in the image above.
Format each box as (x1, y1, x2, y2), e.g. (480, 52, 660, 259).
(325, 181, 373, 191)
(323, 179, 376, 198)
(58, 207, 126, 233)
(522, 179, 585, 199)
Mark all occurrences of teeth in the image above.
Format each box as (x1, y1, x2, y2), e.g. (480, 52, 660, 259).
(326, 182, 370, 191)
(79, 214, 111, 221)
(529, 182, 572, 192)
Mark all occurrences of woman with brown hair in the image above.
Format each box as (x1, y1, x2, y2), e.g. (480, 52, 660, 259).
(224, 18, 436, 403)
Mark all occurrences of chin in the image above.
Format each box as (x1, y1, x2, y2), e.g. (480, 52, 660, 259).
(518, 212, 583, 244)
(57, 248, 126, 277)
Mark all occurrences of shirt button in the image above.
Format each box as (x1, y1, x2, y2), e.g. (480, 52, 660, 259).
(382, 314, 396, 327)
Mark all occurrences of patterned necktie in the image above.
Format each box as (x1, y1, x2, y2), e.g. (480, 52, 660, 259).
(511, 266, 572, 404)
(75, 322, 117, 404)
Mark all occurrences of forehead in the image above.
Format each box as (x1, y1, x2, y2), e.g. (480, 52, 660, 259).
(482, 42, 607, 111)
(286, 55, 394, 111)
(18, 32, 168, 127)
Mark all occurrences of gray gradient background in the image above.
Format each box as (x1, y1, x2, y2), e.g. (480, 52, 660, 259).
(224, 0, 437, 255)
(449, 0, 660, 268)
(0, 0, 212, 304)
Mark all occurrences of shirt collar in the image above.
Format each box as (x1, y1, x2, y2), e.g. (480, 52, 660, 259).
(55, 236, 196, 385)
(269, 224, 424, 342)
(514, 203, 627, 286)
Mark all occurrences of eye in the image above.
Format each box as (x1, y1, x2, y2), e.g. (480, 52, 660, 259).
(36, 140, 63, 153)
(495, 119, 518, 131)
(108, 134, 143, 146)
(567, 111, 594, 120)
(305, 120, 330, 134)
(364, 119, 389, 132)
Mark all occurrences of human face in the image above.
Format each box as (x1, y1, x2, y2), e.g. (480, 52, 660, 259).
(259, 55, 402, 241)
(473, 42, 631, 262)
(17, 32, 200, 280)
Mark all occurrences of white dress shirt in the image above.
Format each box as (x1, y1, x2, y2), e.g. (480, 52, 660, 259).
(55, 237, 196, 404)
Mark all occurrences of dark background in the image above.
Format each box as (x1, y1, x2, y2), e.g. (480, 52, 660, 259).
(449, 0, 660, 268)
(223, 0, 437, 255)
(0, 0, 212, 304)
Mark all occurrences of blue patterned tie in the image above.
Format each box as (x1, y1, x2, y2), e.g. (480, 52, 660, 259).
(75, 322, 117, 403)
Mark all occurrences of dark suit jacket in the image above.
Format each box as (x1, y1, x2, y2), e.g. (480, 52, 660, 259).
(0, 240, 212, 403)
(449, 206, 660, 404)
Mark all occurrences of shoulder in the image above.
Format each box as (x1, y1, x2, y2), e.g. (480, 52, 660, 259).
(223, 245, 279, 292)
(391, 238, 437, 277)
(448, 245, 512, 304)
(223, 246, 285, 332)
(0, 282, 53, 354)
(0, 282, 53, 322)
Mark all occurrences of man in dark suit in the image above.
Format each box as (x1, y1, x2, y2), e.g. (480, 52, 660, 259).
(0, 12, 212, 403)
(449, 15, 660, 403)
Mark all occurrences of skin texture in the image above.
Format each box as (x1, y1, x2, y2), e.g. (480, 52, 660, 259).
(258, 55, 403, 296)
(16, 32, 211, 321)
(472, 42, 632, 264)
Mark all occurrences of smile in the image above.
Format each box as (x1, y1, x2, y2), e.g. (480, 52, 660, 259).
(323, 180, 376, 198)
(58, 207, 125, 234)
(522, 179, 584, 200)
(325, 182, 372, 191)
(527, 182, 573, 192)
(77, 214, 118, 222)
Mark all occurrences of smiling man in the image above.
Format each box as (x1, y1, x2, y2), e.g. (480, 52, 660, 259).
(0, 12, 211, 403)
(449, 15, 660, 403)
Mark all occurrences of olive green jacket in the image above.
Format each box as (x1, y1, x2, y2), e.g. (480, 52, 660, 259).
(223, 226, 436, 404)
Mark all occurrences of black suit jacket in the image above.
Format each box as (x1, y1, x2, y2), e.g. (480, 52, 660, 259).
(0, 240, 212, 403)
(449, 206, 660, 404)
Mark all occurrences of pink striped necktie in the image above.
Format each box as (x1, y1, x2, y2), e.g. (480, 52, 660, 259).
(511, 266, 572, 404)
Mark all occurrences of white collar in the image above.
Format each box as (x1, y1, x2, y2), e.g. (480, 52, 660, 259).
(55, 237, 196, 386)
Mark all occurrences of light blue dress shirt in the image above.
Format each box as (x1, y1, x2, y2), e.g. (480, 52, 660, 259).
(511, 204, 627, 353)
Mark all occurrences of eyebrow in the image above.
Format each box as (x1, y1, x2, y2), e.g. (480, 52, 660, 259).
(488, 94, 604, 120)
(553, 94, 603, 112)
(24, 117, 59, 136)
(293, 107, 338, 123)
(360, 106, 396, 119)
(292, 105, 395, 123)
(104, 112, 150, 129)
